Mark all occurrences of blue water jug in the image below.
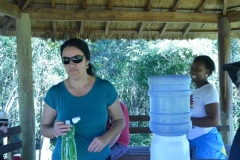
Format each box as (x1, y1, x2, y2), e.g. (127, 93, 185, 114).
(148, 75, 192, 136)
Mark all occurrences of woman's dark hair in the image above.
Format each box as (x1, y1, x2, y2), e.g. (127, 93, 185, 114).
(194, 55, 215, 76)
(60, 38, 95, 76)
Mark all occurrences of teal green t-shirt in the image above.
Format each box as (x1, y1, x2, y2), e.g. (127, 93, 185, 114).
(44, 77, 118, 160)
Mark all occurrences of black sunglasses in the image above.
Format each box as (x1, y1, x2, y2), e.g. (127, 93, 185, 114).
(0, 123, 8, 127)
(62, 55, 85, 64)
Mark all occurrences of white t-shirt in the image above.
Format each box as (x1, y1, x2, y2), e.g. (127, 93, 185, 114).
(187, 84, 219, 140)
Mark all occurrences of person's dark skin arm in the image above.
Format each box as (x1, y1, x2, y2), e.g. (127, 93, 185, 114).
(191, 103, 220, 127)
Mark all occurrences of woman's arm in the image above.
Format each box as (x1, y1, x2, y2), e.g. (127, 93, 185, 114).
(191, 103, 220, 127)
(109, 132, 121, 147)
(40, 103, 70, 138)
(88, 98, 125, 152)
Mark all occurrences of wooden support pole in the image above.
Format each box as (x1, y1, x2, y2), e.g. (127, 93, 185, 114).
(16, 13, 36, 160)
(218, 16, 233, 145)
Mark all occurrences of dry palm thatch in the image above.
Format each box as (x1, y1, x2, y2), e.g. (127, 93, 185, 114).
(0, 0, 240, 40)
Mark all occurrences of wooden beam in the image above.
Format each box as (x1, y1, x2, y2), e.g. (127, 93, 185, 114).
(82, 0, 87, 9)
(0, 0, 20, 18)
(16, 13, 36, 160)
(197, 0, 209, 12)
(80, 21, 85, 35)
(182, 23, 193, 36)
(172, 0, 182, 12)
(228, 10, 240, 22)
(223, 0, 228, 16)
(218, 17, 233, 145)
(26, 3, 224, 13)
(51, 0, 56, 34)
(1, 16, 14, 35)
(105, 21, 111, 35)
(146, 0, 155, 11)
(138, 22, 146, 36)
(24, 8, 220, 23)
(108, 0, 115, 10)
(1, 27, 228, 35)
(51, 0, 55, 8)
(20, 0, 31, 11)
(53, 21, 57, 34)
(159, 23, 168, 36)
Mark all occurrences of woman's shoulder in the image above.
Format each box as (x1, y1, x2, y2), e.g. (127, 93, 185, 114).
(204, 84, 218, 91)
(95, 77, 113, 86)
(47, 81, 64, 92)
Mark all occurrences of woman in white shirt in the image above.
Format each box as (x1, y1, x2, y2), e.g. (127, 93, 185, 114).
(187, 55, 227, 159)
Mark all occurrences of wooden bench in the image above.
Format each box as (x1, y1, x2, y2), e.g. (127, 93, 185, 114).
(119, 113, 230, 160)
(0, 126, 22, 160)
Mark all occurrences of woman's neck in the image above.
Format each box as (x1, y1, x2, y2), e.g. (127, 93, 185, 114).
(67, 75, 92, 89)
(195, 81, 209, 89)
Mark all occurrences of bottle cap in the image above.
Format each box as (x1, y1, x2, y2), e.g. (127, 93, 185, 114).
(65, 120, 70, 124)
(72, 116, 81, 124)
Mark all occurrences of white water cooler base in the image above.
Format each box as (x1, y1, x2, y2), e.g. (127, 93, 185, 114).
(150, 134, 190, 160)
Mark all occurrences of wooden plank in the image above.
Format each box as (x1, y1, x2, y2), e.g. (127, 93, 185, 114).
(146, 0, 155, 11)
(182, 23, 193, 36)
(138, 22, 146, 36)
(129, 115, 150, 121)
(7, 134, 13, 160)
(223, 0, 227, 16)
(108, 0, 115, 10)
(129, 125, 229, 134)
(20, 0, 31, 11)
(0, 126, 21, 139)
(1, 17, 14, 35)
(221, 112, 229, 119)
(160, 23, 168, 36)
(228, 10, 240, 22)
(16, 13, 36, 160)
(0, 27, 224, 35)
(82, 0, 87, 9)
(0, 141, 22, 155)
(122, 147, 150, 156)
(129, 113, 228, 122)
(24, 8, 220, 23)
(217, 125, 230, 132)
(197, 0, 209, 12)
(119, 144, 231, 159)
(0, 0, 20, 18)
(172, 0, 182, 12)
(119, 155, 149, 160)
(129, 127, 151, 134)
(105, 21, 110, 35)
(53, 21, 57, 34)
(80, 21, 85, 35)
(51, 0, 55, 8)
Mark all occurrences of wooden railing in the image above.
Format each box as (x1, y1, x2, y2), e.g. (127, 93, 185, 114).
(129, 113, 230, 134)
(0, 126, 22, 160)
(119, 113, 230, 160)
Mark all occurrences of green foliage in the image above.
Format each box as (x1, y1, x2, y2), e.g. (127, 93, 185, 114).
(129, 133, 153, 146)
(0, 36, 19, 126)
(1, 37, 240, 148)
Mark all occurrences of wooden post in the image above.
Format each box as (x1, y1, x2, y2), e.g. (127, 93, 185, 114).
(218, 17, 233, 145)
(16, 13, 36, 160)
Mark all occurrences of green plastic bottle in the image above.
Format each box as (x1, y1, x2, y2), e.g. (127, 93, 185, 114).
(61, 120, 77, 160)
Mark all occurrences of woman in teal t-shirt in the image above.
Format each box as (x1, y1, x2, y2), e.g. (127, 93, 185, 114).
(40, 38, 125, 160)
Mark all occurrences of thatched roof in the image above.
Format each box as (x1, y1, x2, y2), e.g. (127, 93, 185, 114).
(1, 0, 240, 40)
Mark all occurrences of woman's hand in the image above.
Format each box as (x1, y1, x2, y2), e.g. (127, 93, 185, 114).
(88, 135, 110, 152)
(53, 121, 71, 137)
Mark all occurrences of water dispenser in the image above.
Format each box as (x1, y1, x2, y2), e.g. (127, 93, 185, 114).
(148, 75, 192, 160)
